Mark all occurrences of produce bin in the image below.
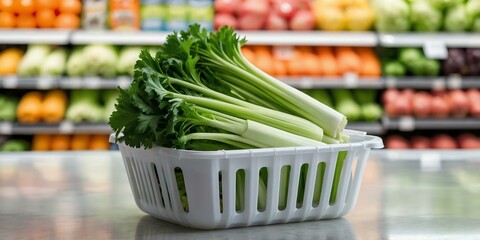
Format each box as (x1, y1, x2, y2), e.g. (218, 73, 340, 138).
(110, 130, 383, 229)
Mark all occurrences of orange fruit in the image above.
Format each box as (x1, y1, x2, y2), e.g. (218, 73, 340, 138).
(54, 13, 80, 29)
(15, 13, 36, 28)
(0, 11, 15, 28)
(35, 0, 58, 10)
(14, 0, 35, 14)
(0, 0, 14, 12)
(58, 0, 81, 15)
(35, 9, 55, 28)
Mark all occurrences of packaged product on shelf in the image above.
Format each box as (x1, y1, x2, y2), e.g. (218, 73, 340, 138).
(0, 48, 24, 75)
(140, 0, 166, 31)
(0, 139, 30, 151)
(188, 0, 214, 30)
(82, 0, 109, 29)
(16, 91, 43, 124)
(165, 0, 189, 31)
(109, 0, 140, 30)
(0, 95, 18, 121)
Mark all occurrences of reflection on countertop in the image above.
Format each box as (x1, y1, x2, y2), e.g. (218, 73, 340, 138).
(0, 150, 480, 240)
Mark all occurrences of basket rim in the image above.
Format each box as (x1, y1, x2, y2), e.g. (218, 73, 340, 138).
(110, 129, 384, 157)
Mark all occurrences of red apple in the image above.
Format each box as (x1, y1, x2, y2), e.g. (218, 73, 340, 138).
(265, 12, 289, 30)
(272, 0, 299, 19)
(289, 10, 315, 30)
(214, 13, 237, 30)
(237, 13, 266, 30)
(214, 0, 241, 14)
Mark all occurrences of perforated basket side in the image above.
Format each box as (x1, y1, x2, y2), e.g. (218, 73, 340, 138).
(113, 133, 383, 229)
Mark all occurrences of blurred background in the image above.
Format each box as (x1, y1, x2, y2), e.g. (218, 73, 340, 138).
(0, 0, 479, 152)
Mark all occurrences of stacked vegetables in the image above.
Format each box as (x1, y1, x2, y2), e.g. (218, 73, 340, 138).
(313, 0, 375, 31)
(382, 48, 441, 77)
(0, 94, 18, 121)
(214, 0, 315, 31)
(386, 133, 480, 149)
(13, 89, 118, 124)
(0, 0, 82, 29)
(242, 46, 381, 77)
(374, 0, 480, 32)
(383, 48, 480, 77)
(32, 133, 110, 151)
(383, 88, 480, 118)
(443, 48, 480, 76)
(0, 48, 24, 75)
(304, 89, 383, 122)
(14, 44, 144, 78)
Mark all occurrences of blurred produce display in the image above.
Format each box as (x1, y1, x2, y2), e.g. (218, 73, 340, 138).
(304, 89, 382, 122)
(386, 133, 480, 149)
(373, 0, 480, 32)
(383, 88, 480, 118)
(381, 48, 480, 77)
(0, 0, 82, 29)
(242, 45, 381, 77)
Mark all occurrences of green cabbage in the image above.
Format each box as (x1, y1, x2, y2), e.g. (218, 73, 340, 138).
(444, 4, 471, 32)
(428, 0, 464, 10)
(411, 1, 443, 32)
(374, 0, 411, 32)
(40, 47, 68, 76)
(116, 46, 142, 76)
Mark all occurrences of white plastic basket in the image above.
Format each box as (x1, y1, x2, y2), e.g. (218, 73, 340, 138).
(111, 130, 383, 229)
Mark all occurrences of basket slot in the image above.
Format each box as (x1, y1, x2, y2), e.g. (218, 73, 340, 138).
(130, 157, 149, 205)
(221, 167, 237, 226)
(296, 163, 309, 209)
(315, 152, 338, 216)
(257, 167, 268, 212)
(218, 172, 223, 213)
(150, 163, 166, 208)
(278, 165, 291, 211)
(174, 167, 189, 212)
(141, 162, 158, 206)
(312, 162, 326, 207)
(325, 150, 357, 218)
(235, 169, 246, 213)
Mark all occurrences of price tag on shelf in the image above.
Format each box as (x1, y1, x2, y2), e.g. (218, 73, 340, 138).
(272, 46, 295, 60)
(37, 76, 55, 89)
(420, 152, 441, 172)
(299, 77, 313, 89)
(398, 116, 415, 131)
(423, 41, 448, 60)
(3, 75, 18, 89)
(0, 122, 13, 134)
(65, 77, 83, 88)
(432, 78, 446, 90)
(447, 75, 462, 89)
(385, 77, 397, 88)
(59, 121, 74, 134)
(344, 72, 358, 88)
(117, 76, 132, 89)
(84, 77, 102, 88)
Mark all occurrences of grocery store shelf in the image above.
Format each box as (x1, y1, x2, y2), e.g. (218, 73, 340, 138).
(384, 76, 480, 89)
(378, 33, 480, 47)
(347, 122, 385, 135)
(0, 30, 71, 45)
(0, 76, 131, 89)
(2, 30, 480, 48)
(0, 121, 112, 135)
(238, 31, 378, 46)
(70, 30, 169, 45)
(382, 117, 480, 131)
(280, 77, 383, 89)
(70, 30, 378, 46)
